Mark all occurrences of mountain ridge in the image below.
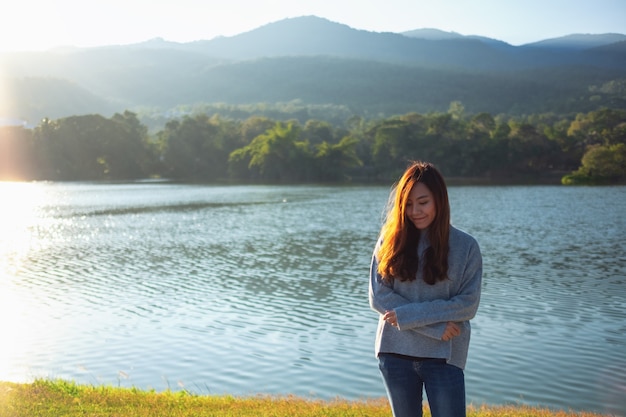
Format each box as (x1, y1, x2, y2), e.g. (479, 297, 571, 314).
(114, 16, 626, 68)
(1, 15, 625, 125)
(48, 16, 626, 52)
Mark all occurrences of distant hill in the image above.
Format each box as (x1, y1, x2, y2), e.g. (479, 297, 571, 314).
(0, 77, 117, 123)
(402, 28, 466, 40)
(523, 33, 626, 50)
(1, 15, 625, 126)
(165, 16, 626, 69)
(402, 28, 515, 48)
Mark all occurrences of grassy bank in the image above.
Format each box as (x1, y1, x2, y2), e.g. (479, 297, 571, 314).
(0, 379, 614, 417)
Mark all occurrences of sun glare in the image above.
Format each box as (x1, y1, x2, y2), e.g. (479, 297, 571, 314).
(0, 182, 47, 262)
(0, 182, 50, 381)
(0, 275, 30, 381)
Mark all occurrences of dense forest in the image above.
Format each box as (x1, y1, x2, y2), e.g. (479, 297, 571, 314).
(1, 106, 625, 185)
(2, 18, 625, 187)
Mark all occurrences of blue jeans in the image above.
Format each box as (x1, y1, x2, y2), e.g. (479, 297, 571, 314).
(378, 354, 466, 417)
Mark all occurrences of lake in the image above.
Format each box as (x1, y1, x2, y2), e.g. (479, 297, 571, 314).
(0, 182, 624, 416)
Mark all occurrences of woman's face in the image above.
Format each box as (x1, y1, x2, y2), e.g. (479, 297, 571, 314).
(406, 182, 436, 230)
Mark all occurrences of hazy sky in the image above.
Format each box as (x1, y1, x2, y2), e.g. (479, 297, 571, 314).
(1, 0, 625, 51)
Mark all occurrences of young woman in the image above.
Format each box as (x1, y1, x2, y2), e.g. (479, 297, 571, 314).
(369, 161, 482, 417)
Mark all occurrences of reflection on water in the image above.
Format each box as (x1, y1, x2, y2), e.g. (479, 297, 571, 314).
(0, 182, 625, 416)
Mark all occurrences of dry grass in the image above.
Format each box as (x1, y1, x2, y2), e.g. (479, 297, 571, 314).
(0, 379, 615, 417)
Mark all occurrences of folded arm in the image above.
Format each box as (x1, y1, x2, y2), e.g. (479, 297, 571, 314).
(394, 243, 482, 330)
(369, 252, 449, 340)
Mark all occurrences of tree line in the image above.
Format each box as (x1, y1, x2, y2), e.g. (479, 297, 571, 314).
(1, 106, 625, 184)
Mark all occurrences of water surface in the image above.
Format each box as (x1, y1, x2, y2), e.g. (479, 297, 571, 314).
(0, 182, 624, 416)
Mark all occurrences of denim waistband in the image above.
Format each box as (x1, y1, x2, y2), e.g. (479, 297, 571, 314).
(378, 352, 446, 363)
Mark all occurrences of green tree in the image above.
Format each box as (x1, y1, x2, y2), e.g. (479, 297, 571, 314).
(161, 114, 237, 180)
(448, 101, 465, 120)
(229, 122, 313, 181)
(469, 113, 496, 135)
(567, 108, 626, 148)
(314, 136, 362, 181)
(105, 110, 151, 179)
(371, 119, 413, 177)
(424, 113, 467, 176)
(563, 143, 626, 184)
(302, 119, 335, 145)
(31, 113, 153, 180)
(33, 115, 108, 180)
(464, 113, 497, 176)
(240, 116, 275, 144)
(506, 122, 561, 174)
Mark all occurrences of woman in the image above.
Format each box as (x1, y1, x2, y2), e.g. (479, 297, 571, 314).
(369, 161, 482, 417)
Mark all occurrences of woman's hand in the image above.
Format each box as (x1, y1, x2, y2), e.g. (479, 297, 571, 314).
(442, 321, 460, 341)
(383, 310, 398, 327)
(384, 312, 460, 341)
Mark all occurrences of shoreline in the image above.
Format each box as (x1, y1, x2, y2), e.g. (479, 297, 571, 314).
(0, 380, 618, 417)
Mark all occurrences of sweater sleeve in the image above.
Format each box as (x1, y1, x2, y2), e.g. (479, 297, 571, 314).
(394, 239, 482, 330)
(369, 249, 448, 340)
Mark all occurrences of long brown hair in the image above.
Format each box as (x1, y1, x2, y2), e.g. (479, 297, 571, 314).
(377, 161, 450, 285)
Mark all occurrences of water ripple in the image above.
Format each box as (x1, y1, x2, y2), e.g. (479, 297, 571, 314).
(1, 183, 625, 415)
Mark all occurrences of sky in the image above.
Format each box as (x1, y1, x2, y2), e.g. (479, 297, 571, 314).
(1, 0, 625, 52)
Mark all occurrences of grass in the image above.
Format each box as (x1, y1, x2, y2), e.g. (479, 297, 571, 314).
(0, 379, 615, 417)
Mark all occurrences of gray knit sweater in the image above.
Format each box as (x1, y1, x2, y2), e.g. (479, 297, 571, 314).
(369, 225, 482, 370)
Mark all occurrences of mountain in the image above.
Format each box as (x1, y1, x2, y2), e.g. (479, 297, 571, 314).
(523, 33, 626, 50)
(0, 76, 117, 123)
(163, 16, 626, 69)
(402, 28, 466, 41)
(1, 16, 625, 125)
(177, 16, 522, 69)
(402, 28, 513, 49)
